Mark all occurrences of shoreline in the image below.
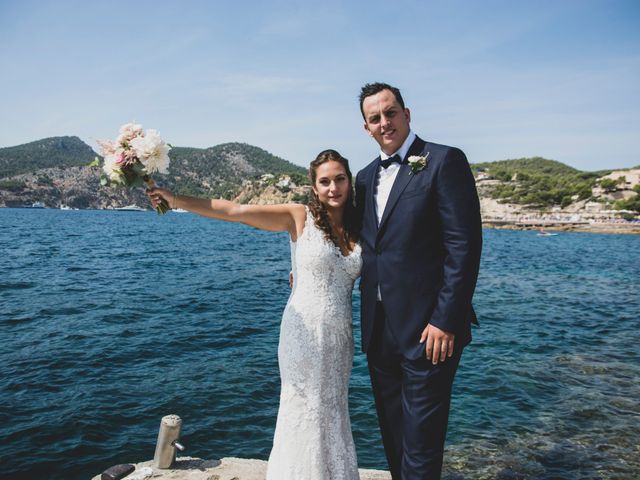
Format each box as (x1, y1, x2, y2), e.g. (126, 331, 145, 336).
(2, 207, 639, 235)
(482, 220, 640, 235)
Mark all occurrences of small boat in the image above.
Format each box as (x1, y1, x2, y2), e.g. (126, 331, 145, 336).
(537, 229, 558, 237)
(60, 204, 72, 210)
(114, 205, 147, 212)
(171, 208, 188, 213)
(31, 201, 45, 208)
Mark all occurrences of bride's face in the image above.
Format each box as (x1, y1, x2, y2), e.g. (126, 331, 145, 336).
(312, 160, 351, 210)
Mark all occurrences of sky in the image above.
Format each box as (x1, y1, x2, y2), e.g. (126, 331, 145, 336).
(1, 0, 639, 172)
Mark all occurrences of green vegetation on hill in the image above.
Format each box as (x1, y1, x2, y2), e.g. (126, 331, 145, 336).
(472, 157, 609, 209)
(615, 185, 640, 214)
(0, 137, 309, 200)
(0, 136, 97, 178)
(2, 137, 636, 213)
(0, 179, 27, 191)
(165, 142, 308, 198)
(472, 157, 580, 176)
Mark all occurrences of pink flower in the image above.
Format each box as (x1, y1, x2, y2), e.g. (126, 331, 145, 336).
(115, 152, 124, 164)
(121, 148, 138, 165)
(96, 139, 118, 156)
(117, 122, 144, 143)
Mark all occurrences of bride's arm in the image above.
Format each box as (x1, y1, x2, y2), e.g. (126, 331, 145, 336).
(147, 187, 306, 238)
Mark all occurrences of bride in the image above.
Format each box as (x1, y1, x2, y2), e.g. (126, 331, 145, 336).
(148, 149, 362, 480)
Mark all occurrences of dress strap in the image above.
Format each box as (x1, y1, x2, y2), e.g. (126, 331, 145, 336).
(297, 205, 318, 242)
(304, 205, 314, 224)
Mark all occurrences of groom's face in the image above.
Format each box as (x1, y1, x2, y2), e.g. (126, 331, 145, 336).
(362, 89, 411, 156)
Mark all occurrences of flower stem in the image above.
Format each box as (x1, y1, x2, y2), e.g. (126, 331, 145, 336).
(143, 175, 169, 215)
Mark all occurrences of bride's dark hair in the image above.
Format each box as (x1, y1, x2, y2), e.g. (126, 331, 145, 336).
(308, 149, 359, 251)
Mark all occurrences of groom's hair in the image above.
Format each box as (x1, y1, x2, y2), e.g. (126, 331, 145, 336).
(359, 82, 405, 119)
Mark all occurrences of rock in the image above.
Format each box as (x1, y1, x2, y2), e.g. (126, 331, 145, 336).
(92, 456, 391, 480)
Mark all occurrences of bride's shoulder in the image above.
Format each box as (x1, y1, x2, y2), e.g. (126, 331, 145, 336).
(290, 203, 308, 221)
(289, 203, 310, 242)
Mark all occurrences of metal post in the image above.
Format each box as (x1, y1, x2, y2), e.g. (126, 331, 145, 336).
(153, 414, 185, 469)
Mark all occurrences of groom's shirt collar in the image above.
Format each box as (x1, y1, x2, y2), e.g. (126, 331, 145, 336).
(379, 130, 416, 162)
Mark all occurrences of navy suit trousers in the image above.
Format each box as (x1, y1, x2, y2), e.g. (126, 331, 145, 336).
(367, 302, 462, 480)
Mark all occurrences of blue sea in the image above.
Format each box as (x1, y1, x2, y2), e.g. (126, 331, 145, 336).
(1, 208, 639, 480)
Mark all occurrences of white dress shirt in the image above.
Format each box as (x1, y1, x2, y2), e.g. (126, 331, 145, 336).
(375, 130, 416, 300)
(375, 130, 416, 224)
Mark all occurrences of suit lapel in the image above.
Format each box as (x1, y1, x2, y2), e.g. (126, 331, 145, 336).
(377, 137, 427, 232)
(367, 156, 380, 227)
(378, 163, 412, 230)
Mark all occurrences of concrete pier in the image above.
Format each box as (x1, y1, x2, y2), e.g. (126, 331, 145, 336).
(92, 456, 392, 480)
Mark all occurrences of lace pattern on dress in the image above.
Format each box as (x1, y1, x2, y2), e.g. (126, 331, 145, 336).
(266, 207, 362, 480)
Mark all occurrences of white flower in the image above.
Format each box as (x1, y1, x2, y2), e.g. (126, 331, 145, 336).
(102, 154, 125, 184)
(129, 129, 171, 174)
(407, 153, 429, 175)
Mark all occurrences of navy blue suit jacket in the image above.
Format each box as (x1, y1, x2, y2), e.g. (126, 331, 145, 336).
(355, 136, 482, 360)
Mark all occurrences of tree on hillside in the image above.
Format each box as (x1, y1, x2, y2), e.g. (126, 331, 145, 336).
(599, 178, 618, 192)
(615, 196, 640, 214)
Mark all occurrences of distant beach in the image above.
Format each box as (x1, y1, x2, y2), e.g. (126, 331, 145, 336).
(482, 217, 640, 234)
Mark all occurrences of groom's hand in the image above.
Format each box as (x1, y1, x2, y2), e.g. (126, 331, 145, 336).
(420, 324, 455, 365)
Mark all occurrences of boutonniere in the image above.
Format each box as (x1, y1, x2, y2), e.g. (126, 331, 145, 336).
(407, 153, 429, 175)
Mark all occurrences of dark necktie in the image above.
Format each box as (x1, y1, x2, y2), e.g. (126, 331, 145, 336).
(379, 154, 402, 169)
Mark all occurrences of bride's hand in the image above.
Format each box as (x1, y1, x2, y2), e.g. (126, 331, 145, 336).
(146, 187, 175, 210)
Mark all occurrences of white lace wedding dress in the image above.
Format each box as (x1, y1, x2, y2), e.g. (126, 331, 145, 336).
(266, 208, 362, 480)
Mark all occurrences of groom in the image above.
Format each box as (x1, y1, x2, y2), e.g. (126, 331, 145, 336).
(355, 82, 482, 479)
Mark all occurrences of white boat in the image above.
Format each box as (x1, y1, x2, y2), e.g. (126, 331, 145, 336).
(31, 201, 45, 208)
(60, 204, 72, 210)
(114, 205, 147, 212)
(537, 230, 559, 237)
(172, 208, 188, 213)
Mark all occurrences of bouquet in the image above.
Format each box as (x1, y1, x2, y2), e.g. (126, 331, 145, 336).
(93, 123, 172, 214)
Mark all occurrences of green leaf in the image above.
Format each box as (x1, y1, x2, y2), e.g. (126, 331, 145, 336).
(88, 157, 101, 167)
(130, 176, 145, 188)
(132, 162, 146, 175)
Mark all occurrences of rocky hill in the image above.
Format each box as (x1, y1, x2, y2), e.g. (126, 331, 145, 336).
(0, 136, 95, 178)
(0, 138, 310, 209)
(473, 157, 640, 217)
(0, 138, 638, 218)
